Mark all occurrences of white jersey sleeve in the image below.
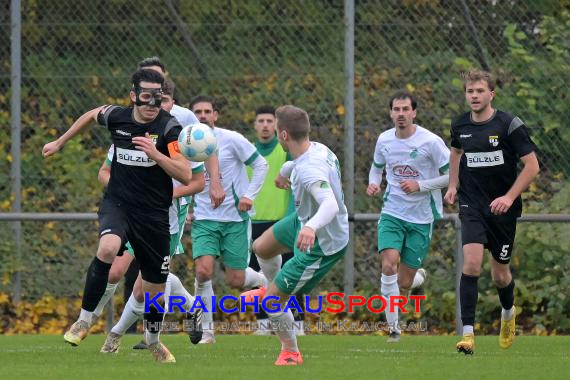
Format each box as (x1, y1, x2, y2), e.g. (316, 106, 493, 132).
(291, 142, 349, 254)
(170, 104, 199, 127)
(373, 137, 387, 168)
(430, 136, 451, 173)
(105, 145, 114, 165)
(231, 132, 259, 164)
(193, 128, 263, 222)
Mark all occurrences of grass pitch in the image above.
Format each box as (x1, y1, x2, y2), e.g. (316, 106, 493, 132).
(1, 335, 568, 379)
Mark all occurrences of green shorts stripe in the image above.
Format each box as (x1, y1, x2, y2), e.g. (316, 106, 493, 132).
(272, 212, 346, 294)
(172, 204, 189, 255)
(274, 246, 346, 295)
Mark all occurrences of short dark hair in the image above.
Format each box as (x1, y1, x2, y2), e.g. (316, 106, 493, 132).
(189, 95, 218, 112)
(275, 105, 310, 141)
(389, 91, 417, 110)
(138, 56, 165, 73)
(131, 68, 164, 89)
(461, 69, 496, 91)
(255, 105, 275, 116)
(163, 79, 176, 96)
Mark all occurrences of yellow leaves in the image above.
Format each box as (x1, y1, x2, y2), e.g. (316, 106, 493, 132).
(22, 187, 37, 201)
(38, 318, 68, 334)
(0, 296, 81, 334)
(6, 154, 12, 163)
(0, 199, 12, 211)
(406, 83, 416, 93)
(336, 105, 345, 116)
(265, 73, 278, 93)
(0, 292, 9, 304)
(528, 182, 538, 194)
(2, 272, 10, 286)
(243, 111, 256, 124)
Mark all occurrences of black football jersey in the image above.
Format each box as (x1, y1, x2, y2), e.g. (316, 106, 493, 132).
(97, 106, 182, 212)
(450, 110, 536, 216)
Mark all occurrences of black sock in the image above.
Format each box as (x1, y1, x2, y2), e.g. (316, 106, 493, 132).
(460, 273, 479, 326)
(497, 280, 515, 310)
(144, 304, 165, 340)
(81, 257, 112, 311)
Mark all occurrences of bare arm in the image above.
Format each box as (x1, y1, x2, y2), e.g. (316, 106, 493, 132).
(204, 153, 225, 209)
(173, 172, 205, 198)
(98, 161, 111, 187)
(42, 106, 105, 157)
(132, 133, 192, 185)
(157, 154, 192, 186)
(444, 147, 463, 204)
(490, 151, 540, 214)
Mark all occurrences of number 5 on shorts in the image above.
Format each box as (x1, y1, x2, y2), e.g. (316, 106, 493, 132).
(500, 245, 510, 258)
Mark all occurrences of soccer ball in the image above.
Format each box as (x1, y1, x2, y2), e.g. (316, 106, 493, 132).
(177, 123, 217, 162)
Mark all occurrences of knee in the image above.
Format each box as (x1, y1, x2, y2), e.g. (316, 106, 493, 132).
(97, 245, 118, 263)
(226, 272, 244, 289)
(252, 240, 268, 259)
(195, 265, 214, 282)
(463, 258, 482, 276)
(492, 272, 512, 288)
(381, 262, 398, 276)
(108, 266, 124, 284)
(398, 278, 413, 290)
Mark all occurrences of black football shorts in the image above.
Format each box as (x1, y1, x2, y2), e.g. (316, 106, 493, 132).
(459, 205, 517, 264)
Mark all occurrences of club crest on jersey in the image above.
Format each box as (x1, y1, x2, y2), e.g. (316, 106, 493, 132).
(149, 134, 159, 144)
(409, 148, 418, 159)
(393, 165, 419, 177)
(489, 135, 499, 147)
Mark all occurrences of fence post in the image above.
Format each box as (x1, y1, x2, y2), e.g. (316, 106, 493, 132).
(453, 214, 463, 335)
(343, 0, 355, 297)
(10, 0, 22, 303)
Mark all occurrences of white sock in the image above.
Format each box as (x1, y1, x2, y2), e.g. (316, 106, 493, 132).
(381, 274, 400, 333)
(111, 293, 144, 335)
(93, 282, 119, 317)
(168, 273, 195, 310)
(243, 267, 266, 289)
(463, 325, 474, 335)
(195, 279, 214, 334)
(411, 271, 425, 289)
(501, 306, 514, 320)
(257, 318, 270, 331)
(257, 256, 282, 283)
(268, 310, 298, 352)
(145, 331, 160, 345)
(79, 308, 93, 325)
(164, 275, 172, 313)
(294, 321, 305, 335)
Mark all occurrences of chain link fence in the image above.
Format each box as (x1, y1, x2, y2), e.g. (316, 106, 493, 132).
(1, 0, 569, 332)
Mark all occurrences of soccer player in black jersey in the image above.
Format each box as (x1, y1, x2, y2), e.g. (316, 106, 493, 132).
(444, 69, 540, 355)
(42, 69, 190, 363)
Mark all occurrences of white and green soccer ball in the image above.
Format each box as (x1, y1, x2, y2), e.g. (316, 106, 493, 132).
(177, 123, 217, 162)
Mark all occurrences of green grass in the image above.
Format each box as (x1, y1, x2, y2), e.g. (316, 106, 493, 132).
(1, 335, 569, 379)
